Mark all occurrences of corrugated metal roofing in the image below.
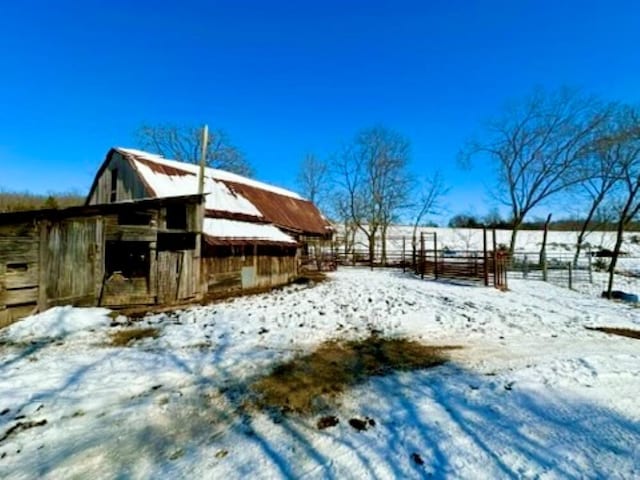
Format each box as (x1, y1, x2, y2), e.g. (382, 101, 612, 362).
(114, 147, 332, 238)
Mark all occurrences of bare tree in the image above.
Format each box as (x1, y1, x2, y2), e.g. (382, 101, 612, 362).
(572, 105, 623, 265)
(333, 126, 412, 265)
(599, 107, 640, 297)
(296, 153, 329, 206)
(410, 172, 448, 264)
(135, 124, 253, 176)
(460, 87, 609, 254)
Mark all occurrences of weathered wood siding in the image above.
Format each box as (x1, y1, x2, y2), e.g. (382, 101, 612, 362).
(41, 217, 103, 308)
(1, 197, 204, 326)
(202, 248, 298, 294)
(0, 225, 40, 327)
(88, 151, 150, 204)
(157, 250, 199, 303)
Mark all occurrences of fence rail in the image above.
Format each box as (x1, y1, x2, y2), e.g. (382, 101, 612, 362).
(332, 229, 508, 289)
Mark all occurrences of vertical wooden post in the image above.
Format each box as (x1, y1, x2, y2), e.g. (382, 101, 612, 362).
(543, 257, 548, 282)
(196, 125, 208, 300)
(420, 232, 425, 279)
(433, 232, 438, 280)
(198, 125, 209, 196)
(587, 246, 593, 284)
(492, 229, 498, 288)
(402, 236, 406, 273)
(483, 227, 489, 286)
(523, 254, 528, 279)
(568, 262, 573, 290)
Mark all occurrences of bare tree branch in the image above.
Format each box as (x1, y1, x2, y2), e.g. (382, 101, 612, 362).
(134, 123, 253, 176)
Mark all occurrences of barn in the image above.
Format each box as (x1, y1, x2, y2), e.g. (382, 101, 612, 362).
(86, 147, 333, 294)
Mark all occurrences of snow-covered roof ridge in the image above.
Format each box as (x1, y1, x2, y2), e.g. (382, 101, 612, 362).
(115, 147, 304, 200)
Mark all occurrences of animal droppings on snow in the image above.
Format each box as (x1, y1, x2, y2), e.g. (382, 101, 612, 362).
(348, 417, 375, 432)
(317, 415, 340, 430)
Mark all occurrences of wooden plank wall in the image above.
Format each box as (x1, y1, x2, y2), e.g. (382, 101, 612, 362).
(202, 253, 298, 293)
(41, 218, 102, 308)
(157, 250, 199, 303)
(87, 151, 149, 204)
(0, 224, 40, 327)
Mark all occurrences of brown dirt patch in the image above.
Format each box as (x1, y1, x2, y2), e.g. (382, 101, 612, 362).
(586, 326, 640, 340)
(109, 327, 159, 346)
(251, 336, 458, 414)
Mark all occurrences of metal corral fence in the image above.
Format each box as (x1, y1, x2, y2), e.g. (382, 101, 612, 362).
(334, 229, 509, 289)
(509, 251, 593, 290)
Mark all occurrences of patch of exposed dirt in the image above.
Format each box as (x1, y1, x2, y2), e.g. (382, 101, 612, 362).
(109, 327, 159, 346)
(586, 326, 640, 340)
(251, 336, 458, 414)
(0, 419, 47, 443)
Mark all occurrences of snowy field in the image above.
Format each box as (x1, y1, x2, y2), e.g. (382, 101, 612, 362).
(1, 268, 639, 479)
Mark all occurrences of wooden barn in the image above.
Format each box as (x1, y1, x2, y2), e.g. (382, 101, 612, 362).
(0, 195, 204, 327)
(86, 147, 333, 294)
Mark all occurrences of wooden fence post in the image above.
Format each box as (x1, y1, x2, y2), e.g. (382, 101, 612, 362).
(402, 237, 406, 273)
(483, 227, 489, 286)
(587, 246, 593, 284)
(420, 232, 425, 280)
(568, 262, 573, 290)
(433, 232, 438, 280)
(492, 229, 498, 288)
(542, 257, 548, 282)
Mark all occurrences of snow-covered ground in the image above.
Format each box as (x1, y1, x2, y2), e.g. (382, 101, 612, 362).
(1, 268, 639, 479)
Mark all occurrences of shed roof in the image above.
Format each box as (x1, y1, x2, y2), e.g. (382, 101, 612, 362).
(203, 218, 297, 246)
(108, 148, 331, 237)
(0, 194, 204, 224)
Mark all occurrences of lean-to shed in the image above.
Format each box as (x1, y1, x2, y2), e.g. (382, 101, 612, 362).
(0, 195, 204, 327)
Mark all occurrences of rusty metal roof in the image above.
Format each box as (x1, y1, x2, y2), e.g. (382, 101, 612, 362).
(224, 181, 331, 236)
(98, 148, 332, 238)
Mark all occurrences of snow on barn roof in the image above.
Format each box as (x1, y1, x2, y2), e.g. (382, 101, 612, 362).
(128, 151, 263, 218)
(117, 148, 303, 200)
(203, 218, 297, 246)
(113, 147, 331, 236)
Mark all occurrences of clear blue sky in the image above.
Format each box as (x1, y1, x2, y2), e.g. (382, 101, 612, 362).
(1, 1, 639, 222)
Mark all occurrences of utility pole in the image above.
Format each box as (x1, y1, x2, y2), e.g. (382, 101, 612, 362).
(198, 125, 209, 195)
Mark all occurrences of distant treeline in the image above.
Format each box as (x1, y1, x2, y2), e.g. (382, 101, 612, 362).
(448, 213, 640, 232)
(0, 190, 85, 213)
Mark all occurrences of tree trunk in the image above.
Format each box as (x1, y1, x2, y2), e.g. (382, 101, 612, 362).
(574, 193, 605, 267)
(607, 218, 626, 298)
(368, 233, 376, 269)
(539, 214, 552, 266)
(509, 217, 523, 256)
(381, 225, 388, 266)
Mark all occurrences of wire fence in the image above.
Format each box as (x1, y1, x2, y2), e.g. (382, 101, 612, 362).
(509, 251, 593, 290)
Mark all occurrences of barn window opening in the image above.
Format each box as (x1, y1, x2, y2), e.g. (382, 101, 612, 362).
(166, 205, 187, 230)
(118, 211, 153, 226)
(6, 262, 28, 272)
(105, 241, 150, 278)
(157, 232, 196, 251)
(110, 168, 118, 202)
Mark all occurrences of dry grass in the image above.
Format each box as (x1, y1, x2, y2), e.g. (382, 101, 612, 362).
(251, 336, 457, 414)
(0, 190, 84, 213)
(586, 326, 640, 340)
(109, 327, 159, 346)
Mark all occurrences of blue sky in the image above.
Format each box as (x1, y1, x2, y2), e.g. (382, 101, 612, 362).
(1, 1, 640, 222)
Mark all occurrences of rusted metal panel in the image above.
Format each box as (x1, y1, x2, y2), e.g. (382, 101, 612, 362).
(224, 181, 331, 237)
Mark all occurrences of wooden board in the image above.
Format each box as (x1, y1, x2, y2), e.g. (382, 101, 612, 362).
(0, 286, 38, 306)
